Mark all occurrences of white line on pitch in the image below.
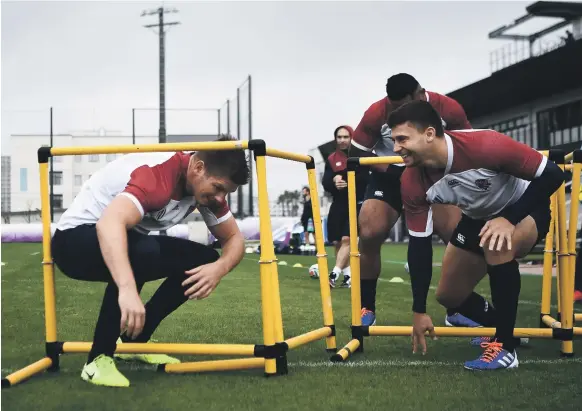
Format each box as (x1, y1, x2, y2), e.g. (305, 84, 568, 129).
(289, 357, 582, 368)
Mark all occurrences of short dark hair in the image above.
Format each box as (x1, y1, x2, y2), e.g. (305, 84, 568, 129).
(386, 73, 420, 101)
(387, 100, 444, 136)
(195, 134, 250, 185)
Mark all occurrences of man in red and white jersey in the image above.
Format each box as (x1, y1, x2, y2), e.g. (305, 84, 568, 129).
(350, 73, 473, 328)
(52, 135, 249, 387)
(390, 101, 564, 370)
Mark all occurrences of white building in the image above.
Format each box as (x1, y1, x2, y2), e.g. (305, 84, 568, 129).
(9, 131, 158, 216)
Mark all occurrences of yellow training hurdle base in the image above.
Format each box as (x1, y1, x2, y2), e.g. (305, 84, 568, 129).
(332, 149, 581, 363)
(539, 150, 582, 332)
(1, 139, 336, 388)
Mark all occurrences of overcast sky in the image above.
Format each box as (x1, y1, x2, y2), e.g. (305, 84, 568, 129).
(1, 0, 575, 195)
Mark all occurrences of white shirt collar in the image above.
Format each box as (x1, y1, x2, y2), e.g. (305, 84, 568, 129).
(444, 133, 454, 174)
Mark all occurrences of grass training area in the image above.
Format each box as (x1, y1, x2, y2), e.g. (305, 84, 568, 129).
(2, 242, 582, 411)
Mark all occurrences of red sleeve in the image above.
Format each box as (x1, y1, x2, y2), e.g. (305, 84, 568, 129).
(352, 100, 384, 152)
(430, 93, 471, 130)
(122, 155, 182, 214)
(401, 169, 433, 237)
(468, 131, 545, 180)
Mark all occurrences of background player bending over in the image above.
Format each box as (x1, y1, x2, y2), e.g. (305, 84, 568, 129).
(322, 125, 369, 288)
(391, 101, 564, 370)
(350, 73, 475, 327)
(52, 135, 249, 387)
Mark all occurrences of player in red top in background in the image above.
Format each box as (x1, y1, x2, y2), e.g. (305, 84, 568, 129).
(322, 125, 369, 288)
(349, 73, 474, 328)
(390, 101, 564, 370)
(52, 135, 249, 387)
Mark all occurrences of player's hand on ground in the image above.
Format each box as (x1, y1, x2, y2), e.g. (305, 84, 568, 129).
(479, 217, 515, 251)
(333, 175, 347, 190)
(412, 312, 436, 355)
(182, 262, 226, 300)
(118, 285, 146, 340)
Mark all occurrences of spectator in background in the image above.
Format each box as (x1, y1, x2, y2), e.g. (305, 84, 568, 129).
(300, 186, 314, 246)
(322, 125, 370, 288)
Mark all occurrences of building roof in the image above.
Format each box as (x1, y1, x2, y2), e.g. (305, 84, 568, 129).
(447, 38, 582, 119)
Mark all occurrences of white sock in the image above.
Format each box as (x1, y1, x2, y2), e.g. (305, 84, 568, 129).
(332, 266, 342, 276)
(343, 266, 351, 279)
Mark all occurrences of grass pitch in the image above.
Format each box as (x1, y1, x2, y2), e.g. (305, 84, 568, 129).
(2, 242, 581, 411)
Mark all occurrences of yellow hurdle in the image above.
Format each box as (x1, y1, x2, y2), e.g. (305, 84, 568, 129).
(1, 139, 337, 388)
(332, 150, 579, 363)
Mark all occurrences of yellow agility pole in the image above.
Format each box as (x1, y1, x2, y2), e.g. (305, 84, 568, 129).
(62, 342, 257, 356)
(331, 150, 580, 364)
(306, 166, 337, 351)
(265, 147, 311, 164)
(261, 144, 339, 356)
(164, 358, 266, 374)
(50, 140, 249, 156)
(332, 156, 403, 362)
(552, 150, 575, 356)
(251, 141, 281, 376)
(568, 151, 581, 325)
(2, 140, 300, 388)
(540, 192, 557, 323)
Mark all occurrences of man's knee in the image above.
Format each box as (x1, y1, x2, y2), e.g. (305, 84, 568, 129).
(358, 201, 395, 245)
(435, 287, 467, 309)
(340, 236, 350, 247)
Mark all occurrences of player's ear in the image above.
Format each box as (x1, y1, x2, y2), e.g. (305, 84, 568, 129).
(425, 126, 436, 143)
(193, 159, 206, 175)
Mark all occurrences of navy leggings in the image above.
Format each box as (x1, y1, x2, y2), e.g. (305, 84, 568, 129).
(52, 224, 219, 362)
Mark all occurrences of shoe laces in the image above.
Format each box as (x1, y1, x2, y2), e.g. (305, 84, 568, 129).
(479, 340, 503, 363)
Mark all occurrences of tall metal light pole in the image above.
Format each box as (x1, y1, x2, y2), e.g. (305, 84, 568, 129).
(141, 7, 180, 143)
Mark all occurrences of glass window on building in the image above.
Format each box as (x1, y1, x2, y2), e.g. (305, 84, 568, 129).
(536, 99, 582, 148)
(20, 168, 27, 192)
(51, 171, 63, 186)
(53, 194, 63, 209)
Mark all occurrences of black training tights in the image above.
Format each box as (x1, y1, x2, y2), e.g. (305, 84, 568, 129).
(52, 224, 219, 363)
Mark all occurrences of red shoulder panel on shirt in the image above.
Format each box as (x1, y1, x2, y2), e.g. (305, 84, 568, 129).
(352, 97, 388, 150)
(447, 130, 544, 180)
(123, 153, 187, 213)
(427, 91, 471, 130)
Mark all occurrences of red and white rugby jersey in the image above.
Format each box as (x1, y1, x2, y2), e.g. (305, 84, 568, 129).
(57, 152, 231, 234)
(401, 129, 546, 237)
(351, 91, 471, 162)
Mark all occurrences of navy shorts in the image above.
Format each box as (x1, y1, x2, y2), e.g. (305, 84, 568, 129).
(449, 200, 551, 256)
(363, 165, 405, 213)
(326, 201, 362, 243)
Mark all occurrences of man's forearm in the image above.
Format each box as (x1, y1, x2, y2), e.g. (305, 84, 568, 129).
(96, 218, 137, 290)
(407, 235, 434, 313)
(216, 232, 245, 276)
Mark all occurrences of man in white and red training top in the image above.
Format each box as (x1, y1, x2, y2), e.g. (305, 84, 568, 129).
(350, 73, 474, 328)
(52, 135, 249, 387)
(390, 101, 564, 371)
